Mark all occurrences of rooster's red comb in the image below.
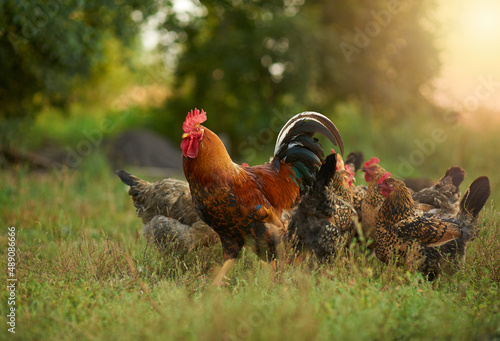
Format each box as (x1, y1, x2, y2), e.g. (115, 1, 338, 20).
(183, 108, 207, 133)
(378, 172, 391, 184)
(363, 157, 380, 169)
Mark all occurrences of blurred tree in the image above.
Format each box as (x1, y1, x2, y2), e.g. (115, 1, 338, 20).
(308, 0, 441, 118)
(0, 0, 159, 122)
(0, 0, 442, 158)
(161, 0, 312, 147)
(159, 0, 441, 156)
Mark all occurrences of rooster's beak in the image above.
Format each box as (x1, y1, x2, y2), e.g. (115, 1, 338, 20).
(182, 133, 189, 139)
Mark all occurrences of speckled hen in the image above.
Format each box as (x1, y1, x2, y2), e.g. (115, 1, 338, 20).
(288, 153, 357, 261)
(361, 158, 466, 246)
(375, 174, 490, 279)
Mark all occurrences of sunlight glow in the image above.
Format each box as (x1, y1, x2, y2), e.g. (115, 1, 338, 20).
(433, 0, 500, 112)
(462, 1, 500, 41)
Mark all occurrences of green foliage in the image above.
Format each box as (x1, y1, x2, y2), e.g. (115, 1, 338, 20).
(162, 0, 309, 143)
(161, 0, 441, 154)
(0, 0, 159, 120)
(2, 0, 443, 159)
(311, 0, 441, 111)
(1, 155, 499, 340)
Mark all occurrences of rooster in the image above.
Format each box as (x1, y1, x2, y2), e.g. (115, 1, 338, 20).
(375, 174, 490, 279)
(116, 170, 219, 252)
(181, 109, 344, 285)
(288, 153, 357, 261)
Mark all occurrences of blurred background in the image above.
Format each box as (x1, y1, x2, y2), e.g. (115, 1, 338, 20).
(1, 0, 499, 195)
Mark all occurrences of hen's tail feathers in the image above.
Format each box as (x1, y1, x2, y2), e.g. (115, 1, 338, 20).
(441, 166, 465, 194)
(274, 112, 344, 188)
(345, 151, 364, 172)
(460, 176, 490, 219)
(116, 169, 142, 187)
(317, 153, 338, 188)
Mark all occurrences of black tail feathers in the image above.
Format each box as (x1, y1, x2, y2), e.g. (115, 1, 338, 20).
(317, 153, 338, 188)
(274, 112, 344, 190)
(460, 176, 490, 218)
(115, 169, 141, 187)
(344, 151, 364, 172)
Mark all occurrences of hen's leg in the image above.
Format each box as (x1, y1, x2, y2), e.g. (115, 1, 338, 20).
(212, 259, 235, 286)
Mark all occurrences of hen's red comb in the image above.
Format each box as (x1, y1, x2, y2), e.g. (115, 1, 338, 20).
(183, 108, 207, 133)
(363, 157, 380, 169)
(378, 172, 391, 184)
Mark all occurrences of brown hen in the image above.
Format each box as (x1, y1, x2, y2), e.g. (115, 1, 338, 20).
(375, 174, 490, 279)
(360, 158, 466, 245)
(360, 157, 388, 245)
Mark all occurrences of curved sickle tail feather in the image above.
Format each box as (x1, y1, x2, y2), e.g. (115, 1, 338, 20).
(274, 112, 344, 156)
(273, 112, 344, 189)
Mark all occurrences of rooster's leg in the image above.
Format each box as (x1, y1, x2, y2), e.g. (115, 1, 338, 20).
(212, 259, 235, 286)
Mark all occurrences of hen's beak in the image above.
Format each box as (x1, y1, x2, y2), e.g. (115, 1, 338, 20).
(360, 167, 367, 172)
(182, 133, 189, 139)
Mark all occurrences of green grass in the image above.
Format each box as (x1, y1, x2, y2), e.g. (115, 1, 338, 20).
(1, 151, 500, 341)
(2, 103, 500, 340)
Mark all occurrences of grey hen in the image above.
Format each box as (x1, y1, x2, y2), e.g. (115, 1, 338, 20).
(116, 170, 219, 252)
